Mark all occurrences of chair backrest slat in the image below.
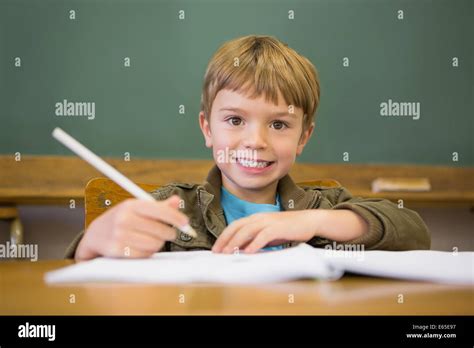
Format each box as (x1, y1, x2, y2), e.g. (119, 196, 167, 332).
(84, 177, 341, 228)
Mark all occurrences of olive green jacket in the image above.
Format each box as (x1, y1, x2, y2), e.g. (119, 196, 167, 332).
(65, 165, 430, 258)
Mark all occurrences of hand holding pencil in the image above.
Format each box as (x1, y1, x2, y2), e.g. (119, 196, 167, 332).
(75, 195, 188, 260)
(52, 127, 197, 261)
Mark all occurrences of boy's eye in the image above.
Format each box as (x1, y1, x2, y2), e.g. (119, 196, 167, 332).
(271, 121, 287, 130)
(227, 116, 243, 126)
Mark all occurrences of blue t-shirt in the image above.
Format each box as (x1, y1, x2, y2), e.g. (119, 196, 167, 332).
(220, 186, 284, 252)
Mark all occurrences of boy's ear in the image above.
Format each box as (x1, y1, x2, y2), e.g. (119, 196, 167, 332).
(199, 111, 213, 148)
(296, 122, 315, 156)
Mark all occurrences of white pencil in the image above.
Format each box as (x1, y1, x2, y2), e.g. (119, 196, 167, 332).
(52, 127, 197, 238)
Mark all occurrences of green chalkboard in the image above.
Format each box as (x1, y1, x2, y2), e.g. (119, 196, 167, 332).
(0, 0, 472, 165)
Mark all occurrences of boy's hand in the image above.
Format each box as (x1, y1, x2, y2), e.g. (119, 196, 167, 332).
(75, 195, 189, 261)
(212, 210, 319, 254)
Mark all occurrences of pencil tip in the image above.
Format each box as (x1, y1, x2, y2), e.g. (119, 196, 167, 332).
(181, 225, 197, 238)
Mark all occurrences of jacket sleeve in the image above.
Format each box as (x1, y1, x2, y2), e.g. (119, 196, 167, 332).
(307, 187, 431, 251)
(64, 230, 85, 259)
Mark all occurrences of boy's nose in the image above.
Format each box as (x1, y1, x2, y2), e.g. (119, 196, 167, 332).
(242, 127, 268, 149)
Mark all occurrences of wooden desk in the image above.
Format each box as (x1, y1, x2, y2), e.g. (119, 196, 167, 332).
(1, 260, 472, 315)
(1, 155, 473, 207)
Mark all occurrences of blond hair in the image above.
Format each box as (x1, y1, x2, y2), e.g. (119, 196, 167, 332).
(200, 35, 320, 132)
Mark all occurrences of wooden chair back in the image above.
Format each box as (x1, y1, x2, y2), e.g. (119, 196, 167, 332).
(84, 177, 341, 228)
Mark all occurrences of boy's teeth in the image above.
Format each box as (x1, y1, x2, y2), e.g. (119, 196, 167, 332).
(238, 159, 271, 168)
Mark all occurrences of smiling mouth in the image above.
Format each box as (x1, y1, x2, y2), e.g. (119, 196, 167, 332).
(236, 158, 274, 168)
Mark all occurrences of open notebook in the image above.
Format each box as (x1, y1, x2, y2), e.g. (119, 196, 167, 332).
(44, 244, 474, 285)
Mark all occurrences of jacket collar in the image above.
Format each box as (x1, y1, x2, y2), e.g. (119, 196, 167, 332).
(198, 165, 319, 239)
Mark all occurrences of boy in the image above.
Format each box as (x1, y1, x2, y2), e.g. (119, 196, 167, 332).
(66, 35, 430, 261)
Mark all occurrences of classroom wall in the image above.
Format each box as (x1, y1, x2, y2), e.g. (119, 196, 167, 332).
(0, 0, 472, 165)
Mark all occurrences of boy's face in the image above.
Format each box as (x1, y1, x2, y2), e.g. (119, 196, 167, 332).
(199, 88, 314, 202)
